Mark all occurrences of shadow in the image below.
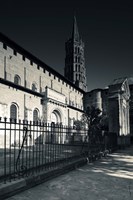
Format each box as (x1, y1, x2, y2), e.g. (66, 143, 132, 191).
(77, 146, 133, 181)
(44, 147, 133, 200)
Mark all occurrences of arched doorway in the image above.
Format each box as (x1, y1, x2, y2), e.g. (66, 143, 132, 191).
(51, 110, 61, 124)
(50, 110, 62, 143)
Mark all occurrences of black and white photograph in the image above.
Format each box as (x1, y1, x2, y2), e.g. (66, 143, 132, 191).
(0, 0, 133, 199)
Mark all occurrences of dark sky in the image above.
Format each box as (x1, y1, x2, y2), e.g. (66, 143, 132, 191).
(0, 0, 133, 91)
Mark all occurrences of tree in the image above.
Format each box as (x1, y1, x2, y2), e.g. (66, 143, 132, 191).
(82, 106, 109, 145)
(80, 106, 109, 161)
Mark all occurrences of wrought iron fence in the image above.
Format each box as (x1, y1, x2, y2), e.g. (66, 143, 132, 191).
(0, 118, 89, 183)
(0, 118, 117, 184)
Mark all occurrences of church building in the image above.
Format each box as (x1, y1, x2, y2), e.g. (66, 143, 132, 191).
(0, 17, 86, 127)
(0, 17, 132, 146)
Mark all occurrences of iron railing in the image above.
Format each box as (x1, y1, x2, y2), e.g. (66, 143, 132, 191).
(0, 118, 117, 184)
(0, 118, 89, 183)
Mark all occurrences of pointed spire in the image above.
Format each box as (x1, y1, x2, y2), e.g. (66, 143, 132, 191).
(72, 16, 80, 41)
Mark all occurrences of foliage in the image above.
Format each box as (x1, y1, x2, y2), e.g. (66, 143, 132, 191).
(82, 106, 101, 132)
(73, 120, 85, 130)
(81, 106, 109, 145)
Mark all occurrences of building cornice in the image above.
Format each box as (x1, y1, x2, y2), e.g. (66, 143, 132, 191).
(67, 104, 84, 113)
(0, 78, 43, 97)
(48, 98, 67, 108)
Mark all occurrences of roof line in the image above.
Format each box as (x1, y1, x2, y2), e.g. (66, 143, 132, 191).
(0, 32, 85, 93)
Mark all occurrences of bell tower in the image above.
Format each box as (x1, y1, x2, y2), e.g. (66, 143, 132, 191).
(64, 16, 87, 92)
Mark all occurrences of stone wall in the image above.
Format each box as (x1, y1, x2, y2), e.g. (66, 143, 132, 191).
(0, 40, 84, 125)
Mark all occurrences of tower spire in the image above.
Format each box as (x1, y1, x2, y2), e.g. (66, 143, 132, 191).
(72, 16, 80, 41)
(65, 16, 87, 92)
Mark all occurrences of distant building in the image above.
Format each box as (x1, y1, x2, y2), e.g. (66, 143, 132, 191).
(84, 77, 132, 144)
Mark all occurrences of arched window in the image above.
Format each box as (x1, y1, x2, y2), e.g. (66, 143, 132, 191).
(14, 75, 21, 85)
(10, 104, 17, 120)
(33, 109, 39, 122)
(32, 83, 37, 92)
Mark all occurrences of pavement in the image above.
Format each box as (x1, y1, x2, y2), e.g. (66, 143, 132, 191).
(6, 146, 133, 200)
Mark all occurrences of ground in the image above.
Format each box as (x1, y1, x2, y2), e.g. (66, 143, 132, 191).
(7, 146, 133, 200)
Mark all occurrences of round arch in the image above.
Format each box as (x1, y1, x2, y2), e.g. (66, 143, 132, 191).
(14, 74, 21, 85)
(32, 82, 37, 92)
(33, 108, 40, 122)
(50, 109, 62, 124)
(10, 102, 19, 120)
(50, 109, 64, 144)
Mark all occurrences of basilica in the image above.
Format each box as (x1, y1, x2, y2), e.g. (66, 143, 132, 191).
(0, 17, 132, 144)
(0, 17, 86, 128)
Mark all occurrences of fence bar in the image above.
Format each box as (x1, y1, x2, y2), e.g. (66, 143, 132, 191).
(4, 118, 7, 183)
(32, 122, 34, 173)
(0, 118, 118, 184)
(9, 119, 12, 182)
(38, 121, 41, 172)
(18, 120, 21, 179)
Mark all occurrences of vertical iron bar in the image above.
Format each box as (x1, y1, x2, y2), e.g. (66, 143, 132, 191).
(64, 125, 67, 164)
(44, 123, 47, 170)
(59, 124, 61, 167)
(60, 124, 63, 166)
(62, 126, 68, 162)
(4, 117, 7, 184)
(13, 119, 16, 180)
(55, 125, 58, 168)
(28, 121, 30, 174)
(54, 124, 56, 169)
(18, 119, 21, 179)
(47, 124, 50, 170)
(38, 121, 41, 172)
(57, 124, 59, 166)
(48, 123, 50, 170)
(35, 121, 37, 173)
(21, 120, 25, 177)
(61, 125, 64, 163)
(28, 121, 31, 174)
(25, 121, 28, 177)
(53, 123, 54, 169)
(27, 120, 30, 176)
(41, 122, 44, 171)
(32, 121, 35, 175)
(9, 119, 12, 182)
